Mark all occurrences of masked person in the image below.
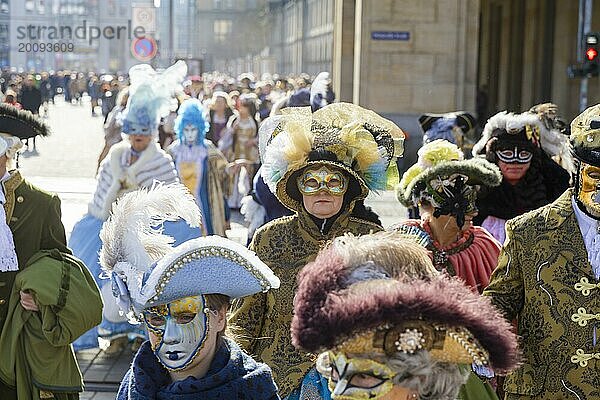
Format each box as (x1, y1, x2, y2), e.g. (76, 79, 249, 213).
(167, 99, 228, 236)
(292, 232, 520, 400)
(95, 184, 280, 400)
(229, 104, 404, 399)
(483, 104, 600, 398)
(471, 111, 571, 243)
(69, 61, 202, 351)
(395, 139, 502, 294)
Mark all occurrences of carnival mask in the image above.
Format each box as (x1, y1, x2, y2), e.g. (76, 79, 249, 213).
(426, 173, 477, 228)
(143, 295, 210, 370)
(297, 167, 349, 196)
(577, 162, 600, 218)
(495, 146, 533, 164)
(183, 124, 199, 145)
(325, 351, 396, 399)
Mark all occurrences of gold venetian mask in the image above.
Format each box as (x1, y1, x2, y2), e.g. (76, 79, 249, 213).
(297, 166, 349, 196)
(324, 351, 396, 399)
(577, 162, 600, 218)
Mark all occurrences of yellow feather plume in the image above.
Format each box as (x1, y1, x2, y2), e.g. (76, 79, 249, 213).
(339, 121, 380, 172)
(283, 119, 314, 172)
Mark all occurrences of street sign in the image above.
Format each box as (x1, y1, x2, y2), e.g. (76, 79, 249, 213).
(132, 6, 156, 34)
(131, 36, 158, 62)
(371, 31, 410, 41)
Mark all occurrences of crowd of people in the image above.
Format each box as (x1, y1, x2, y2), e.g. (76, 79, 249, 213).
(0, 57, 598, 400)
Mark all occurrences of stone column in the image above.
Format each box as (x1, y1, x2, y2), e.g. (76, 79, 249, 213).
(332, 0, 356, 102)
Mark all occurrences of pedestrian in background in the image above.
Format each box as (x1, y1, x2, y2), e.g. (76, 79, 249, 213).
(18, 75, 42, 151)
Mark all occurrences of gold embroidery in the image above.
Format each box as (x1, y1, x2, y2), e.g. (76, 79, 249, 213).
(2, 170, 23, 223)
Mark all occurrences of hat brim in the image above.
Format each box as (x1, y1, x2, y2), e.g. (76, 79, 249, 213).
(397, 158, 502, 206)
(140, 236, 280, 310)
(0, 104, 50, 139)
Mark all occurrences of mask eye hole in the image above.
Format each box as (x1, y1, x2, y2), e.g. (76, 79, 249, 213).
(348, 373, 385, 389)
(327, 177, 342, 188)
(498, 149, 515, 158)
(304, 178, 320, 189)
(587, 171, 600, 180)
(174, 313, 196, 324)
(519, 150, 532, 159)
(146, 314, 166, 327)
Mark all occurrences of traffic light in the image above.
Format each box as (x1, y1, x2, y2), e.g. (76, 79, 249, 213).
(584, 33, 600, 77)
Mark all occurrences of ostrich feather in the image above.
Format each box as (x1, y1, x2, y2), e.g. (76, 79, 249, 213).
(99, 182, 202, 275)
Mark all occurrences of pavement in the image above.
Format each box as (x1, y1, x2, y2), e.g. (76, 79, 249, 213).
(20, 97, 406, 398)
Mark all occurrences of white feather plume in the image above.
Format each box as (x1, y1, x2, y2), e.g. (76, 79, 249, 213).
(99, 182, 202, 275)
(261, 130, 292, 193)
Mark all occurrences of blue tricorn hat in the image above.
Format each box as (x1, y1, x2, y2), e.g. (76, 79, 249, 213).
(138, 236, 280, 312)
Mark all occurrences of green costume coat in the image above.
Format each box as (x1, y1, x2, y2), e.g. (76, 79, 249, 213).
(0, 250, 102, 400)
(483, 189, 600, 399)
(229, 207, 382, 397)
(0, 171, 74, 400)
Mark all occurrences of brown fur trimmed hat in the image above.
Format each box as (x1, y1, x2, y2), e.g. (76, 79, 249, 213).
(291, 232, 520, 373)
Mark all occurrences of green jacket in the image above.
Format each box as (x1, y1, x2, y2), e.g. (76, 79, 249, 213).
(0, 250, 102, 400)
(0, 171, 70, 332)
(483, 189, 600, 399)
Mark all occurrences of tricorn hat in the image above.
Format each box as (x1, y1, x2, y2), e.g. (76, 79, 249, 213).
(0, 103, 50, 139)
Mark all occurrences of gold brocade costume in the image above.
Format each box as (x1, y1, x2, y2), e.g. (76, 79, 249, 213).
(230, 206, 382, 396)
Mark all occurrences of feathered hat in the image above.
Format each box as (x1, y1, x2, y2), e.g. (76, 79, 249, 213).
(0, 103, 50, 140)
(121, 60, 187, 135)
(291, 232, 520, 373)
(260, 103, 405, 212)
(397, 139, 501, 208)
(570, 104, 600, 166)
(174, 98, 208, 145)
(473, 110, 573, 172)
(99, 183, 279, 318)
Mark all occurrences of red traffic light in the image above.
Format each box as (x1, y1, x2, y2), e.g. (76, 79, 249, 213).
(587, 48, 598, 61)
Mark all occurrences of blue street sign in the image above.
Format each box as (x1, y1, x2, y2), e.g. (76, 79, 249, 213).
(371, 31, 410, 41)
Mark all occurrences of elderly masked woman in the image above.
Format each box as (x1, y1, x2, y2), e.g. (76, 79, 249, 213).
(69, 61, 202, 351)
(394, 139, 502, 294)
(229, 103, 404, 399)
(292, 232, 520, 400)
(94, 184, 281, 399)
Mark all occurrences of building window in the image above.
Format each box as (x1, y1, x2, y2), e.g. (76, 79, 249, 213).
(37, 0, 45, 13)
(25, 0, 34, 12)
(0, 0, 8, 14)
(213, 0, 233, 9)
(214, 19, 232, 43)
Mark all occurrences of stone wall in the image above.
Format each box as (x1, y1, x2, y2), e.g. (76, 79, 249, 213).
(354, 0, 480, 115)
